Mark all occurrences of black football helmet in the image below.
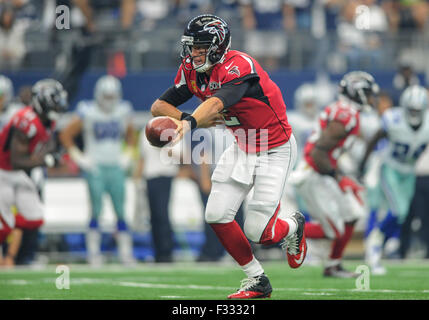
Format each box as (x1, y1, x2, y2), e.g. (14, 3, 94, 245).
(339, 71, 379, 111)
(181, 14, 231, 73)
(32, 79, 68, 121)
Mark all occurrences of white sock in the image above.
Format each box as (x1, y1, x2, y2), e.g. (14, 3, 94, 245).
(241, 256, 264, 278)
(86, 229, 101, 258)
(284, 218, 298, 237)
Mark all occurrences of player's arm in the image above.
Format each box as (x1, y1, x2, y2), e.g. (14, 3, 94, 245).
(151, 83, 194, 120)
(358, 128, 387, 176)
(10, 128, 52, 170)
(59, 115, 92, 170)
(310, 120, 348, 178)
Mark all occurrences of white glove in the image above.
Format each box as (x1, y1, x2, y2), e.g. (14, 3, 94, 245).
(68, 146, 94, 172)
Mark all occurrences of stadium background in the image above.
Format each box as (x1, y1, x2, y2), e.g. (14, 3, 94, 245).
(1, 0, 429, 265)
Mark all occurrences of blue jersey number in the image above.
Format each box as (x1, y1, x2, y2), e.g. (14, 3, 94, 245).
(392, 142, 427, 163)
(94, 121, 120, 140)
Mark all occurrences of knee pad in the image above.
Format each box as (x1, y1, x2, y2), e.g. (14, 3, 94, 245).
(244, 200, 278, 243)
(205, 189, 236, 224)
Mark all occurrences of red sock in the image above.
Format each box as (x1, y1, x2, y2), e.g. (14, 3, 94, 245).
(305, 222, 327, 239)
(259, 204, 290, 245)
(330, 223, 355, 260)
(210, 221, 253, 266)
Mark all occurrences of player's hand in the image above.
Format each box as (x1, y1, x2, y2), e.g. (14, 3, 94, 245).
(338, 176, 364, 205)
(170, 117, 190, 146)
(44, 152, 63, 168)
(68, 146, 94, 172)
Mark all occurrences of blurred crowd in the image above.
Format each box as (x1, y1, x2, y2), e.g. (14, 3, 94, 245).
(0, 0, 428, 75)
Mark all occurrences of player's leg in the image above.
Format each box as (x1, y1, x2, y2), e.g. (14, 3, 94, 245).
(243, 137, 306, 268)
(105, 165, 136, 265)
(296, 171, 358, 277)
(85, 169, 105, 266)
(205, 143, 269, 298)
(0, 171, 17, 241)
(146, 176, 174, 262)
(379, 165, 416, 259)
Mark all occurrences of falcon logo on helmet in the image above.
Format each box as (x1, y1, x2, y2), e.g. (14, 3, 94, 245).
(203, 19, 227, 44)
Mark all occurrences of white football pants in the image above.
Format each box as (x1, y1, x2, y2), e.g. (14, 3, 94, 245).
(205, 135, 297, 243)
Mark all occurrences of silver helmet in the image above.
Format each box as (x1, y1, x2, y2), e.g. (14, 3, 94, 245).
(400, 85, 428, 127)
(94, 75, 122, 112)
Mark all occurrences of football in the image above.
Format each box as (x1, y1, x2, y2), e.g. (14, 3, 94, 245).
(145, 116, 178, 147)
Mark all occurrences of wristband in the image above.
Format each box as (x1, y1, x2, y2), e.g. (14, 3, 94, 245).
(183, 115, 197, 130)
(180, 112, 191, 120)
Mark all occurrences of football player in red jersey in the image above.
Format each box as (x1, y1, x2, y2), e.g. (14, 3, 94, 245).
(291, 71, 380, 277)
(0, 79, 68, 250)
(150, 14, 306, 299)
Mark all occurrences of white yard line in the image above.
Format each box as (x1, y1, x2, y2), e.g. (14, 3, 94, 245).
(2, 278, 428, 295)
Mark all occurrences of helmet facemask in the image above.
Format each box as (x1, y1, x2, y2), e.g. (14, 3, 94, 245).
(94, 76, 122, 113)
(405, 107, 424, 127)
(181, 36, 219, 73)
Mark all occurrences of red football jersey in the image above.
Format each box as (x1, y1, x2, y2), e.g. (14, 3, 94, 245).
(304, 100, 360, 172)
(0, 106, 53, 170)
(176, 50, 292, 153)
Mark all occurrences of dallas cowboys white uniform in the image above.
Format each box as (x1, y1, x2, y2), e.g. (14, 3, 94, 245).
(376, 107, 429, 222)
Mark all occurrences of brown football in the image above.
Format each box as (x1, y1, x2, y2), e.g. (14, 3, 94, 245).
(145, 116, 178, 147)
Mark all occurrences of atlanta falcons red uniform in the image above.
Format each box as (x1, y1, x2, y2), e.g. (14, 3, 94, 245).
(175, 50, 292, 153)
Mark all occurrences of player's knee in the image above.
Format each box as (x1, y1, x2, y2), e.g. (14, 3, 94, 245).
(205, 191, 235, 224)
(243, 219, 262, 242)
(244, 200, 278, 243)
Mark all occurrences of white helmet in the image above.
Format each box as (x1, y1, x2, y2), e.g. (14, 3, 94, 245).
(294, 83, 318, 119)
(94, 75, 122, 112)
(399, 85, 428, 127)
(0, 75, 14, 110)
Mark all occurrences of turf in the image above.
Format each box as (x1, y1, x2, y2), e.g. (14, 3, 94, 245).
(0, 260, 428, 300)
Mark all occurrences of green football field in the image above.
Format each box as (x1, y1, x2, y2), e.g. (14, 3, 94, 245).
(1, 260, 429, 300)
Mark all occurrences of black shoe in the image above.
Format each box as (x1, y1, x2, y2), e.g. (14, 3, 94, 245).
(227, 273, 272, 299)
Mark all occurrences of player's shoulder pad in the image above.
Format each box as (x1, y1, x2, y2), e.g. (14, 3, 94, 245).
(174, 64, 189, 88)
(119, 100, 133, 117)
(327, 102, 358, 131)
(381, 107, 400, 130)
(76, 100, 94, 119)
(217, 52, 258, 84)
(12, 108, 38, 138)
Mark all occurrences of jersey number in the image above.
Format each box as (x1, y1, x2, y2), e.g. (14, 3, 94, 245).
(223, 115, 241, 127)
(392, 142, 427, 163)
(94, 121, 120, 140)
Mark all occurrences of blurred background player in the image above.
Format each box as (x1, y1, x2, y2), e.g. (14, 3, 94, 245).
(0, 75, 16, 128)
(359, 84, 429, 274)
(60, 75, 137, 266)
(291, 71, 380, 278)
(0, 79, 68, 266)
